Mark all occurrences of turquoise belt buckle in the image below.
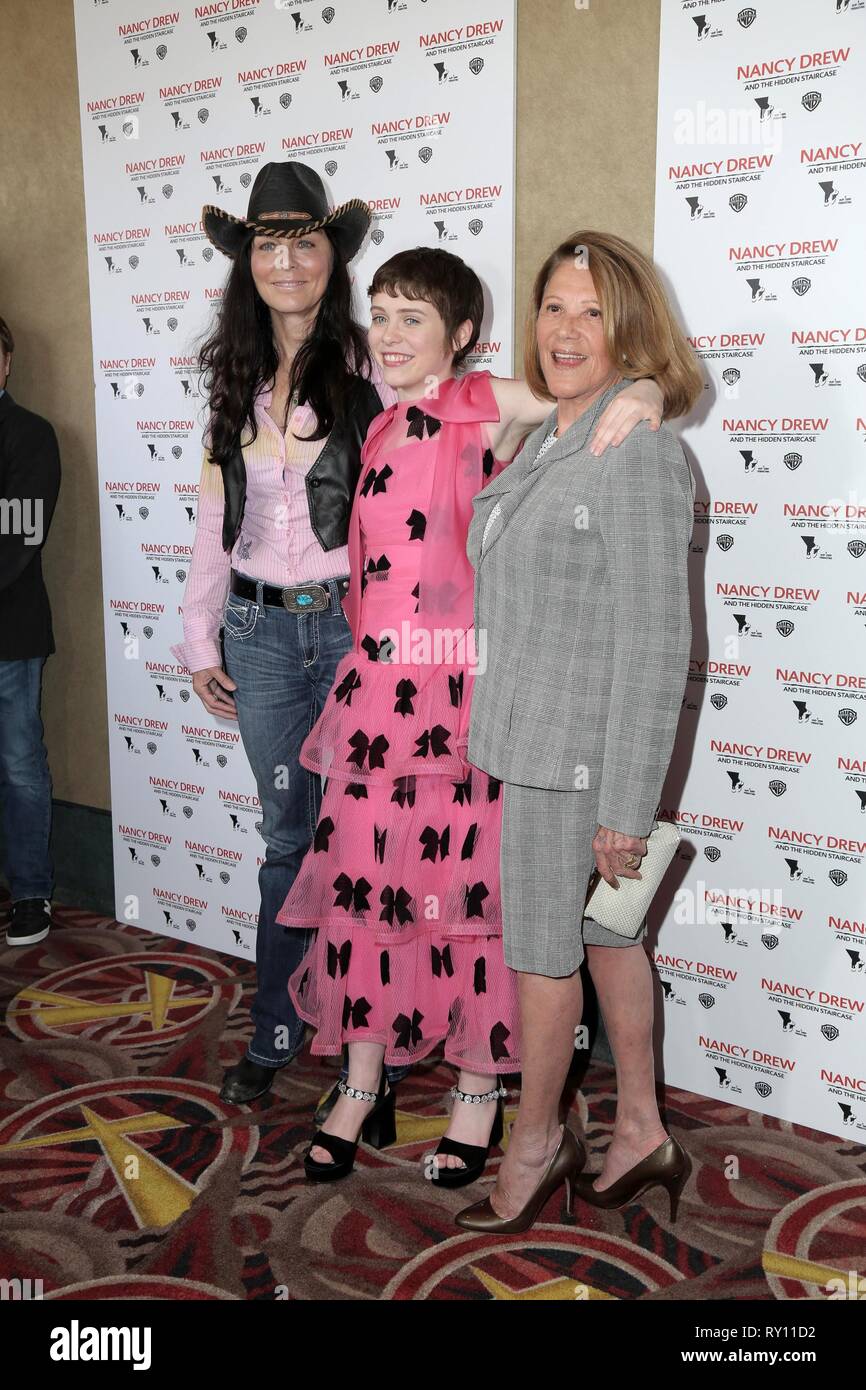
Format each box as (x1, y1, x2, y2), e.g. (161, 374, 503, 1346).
(282, 583, 329, 613)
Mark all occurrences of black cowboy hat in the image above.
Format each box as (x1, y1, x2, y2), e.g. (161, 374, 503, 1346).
(202, 160, 371, 261)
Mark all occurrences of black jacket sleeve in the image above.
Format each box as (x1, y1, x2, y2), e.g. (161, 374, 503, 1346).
(0, 407, 61, 591)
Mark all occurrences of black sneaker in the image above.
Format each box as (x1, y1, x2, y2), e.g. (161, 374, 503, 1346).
(7, 898, 52, 947)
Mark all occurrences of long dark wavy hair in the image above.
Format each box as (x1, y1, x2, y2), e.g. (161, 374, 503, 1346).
(198, 227, 371, 465)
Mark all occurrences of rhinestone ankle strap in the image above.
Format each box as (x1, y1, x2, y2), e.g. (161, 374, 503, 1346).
(338, 1078, 380, 1104)
(450, 1083, 506, 1105)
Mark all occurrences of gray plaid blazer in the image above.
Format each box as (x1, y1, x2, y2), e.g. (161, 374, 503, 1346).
(466, 379, 694, 838)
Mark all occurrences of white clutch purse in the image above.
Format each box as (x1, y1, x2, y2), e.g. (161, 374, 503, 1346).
(584, 821, 680, 938)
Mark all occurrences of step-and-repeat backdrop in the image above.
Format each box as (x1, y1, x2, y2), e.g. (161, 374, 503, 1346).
(73, 0, 515, 958)
(653, 0, 865, 1138)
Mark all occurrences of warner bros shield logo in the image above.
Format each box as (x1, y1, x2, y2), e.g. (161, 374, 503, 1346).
(704, 845, 721, 862)
(418, 146, 433, 164)
(716, 533, 734, 551)
(829, 870, 848, 886)
(370, 76, 384, 93)
(699, 993, 715, 1009)
(784, 452, 802, 470)
(762, 934, 780, 950)
(324, 160, 338, 176)
(776, 619, 795, 637)
(322, 7, 335, 23)
(755, 1081, 772, 1098)
(839, 708, 857, 726)
(737, 7, 757, 27)
(858, 364, 866, 382)
(802, 91, 822, 112)
(769, 780, 786, 797)
(792, 277, 811, 296)
(722, 368, 740, 387)
(821, 1024, 840, 1041)
(710, 693, 728, 710)
(469, 57, 484, 75)
(371, 228, 385, 246)
(729, 193, 748, 213)
(848, 539, 866, 558)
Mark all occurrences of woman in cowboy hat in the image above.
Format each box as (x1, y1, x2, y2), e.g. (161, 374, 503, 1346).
(172, 161, 413, 1109)
(172, 160, 664, 1118)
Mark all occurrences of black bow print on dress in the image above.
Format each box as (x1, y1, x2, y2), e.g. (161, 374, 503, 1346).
(313, 816, 334, 852)
(334, 668, 362, 706)
(482, 447, 495, 479)
(464, 881, 489, 919)
(343, 995, 372, 1029)
(473, 957, 486, 995)
(379, 950, 390, 985)
(360, 462, 393, 497)
(347, 728, 390, 770)
(394, 678, 417, 717)
(460, 823, 478, 860)
(380, 885, 414, 926)
(419, 825, 450, 862)
(452, 771, 473, 806)
(345, 782, 368, 800)
(490, 1022, 511, 1062)
(406, 406, 442, 440)
(448, 672, 463, 708)
(362, 555, 391, 592)
(391, 775, 416, 808)
(393, 1009, 424, 1049)
(373, 825, 387, 863)
(361, 634, 396, 663)
(327, 940, 351, 978)
(487, 777, 502, 802)
(333, 873, 372, 913)
(406, 509, 427, 541)
(297, 966, 310, 998)
(431, 943, 454, 978)
(413, 725, 451, 758)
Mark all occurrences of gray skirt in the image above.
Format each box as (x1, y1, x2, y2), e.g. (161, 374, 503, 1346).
(500, 782, 647, 977)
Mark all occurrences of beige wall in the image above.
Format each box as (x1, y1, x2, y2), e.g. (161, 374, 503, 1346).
(0, 0, 107, 806)
(0, 0, 661, 814)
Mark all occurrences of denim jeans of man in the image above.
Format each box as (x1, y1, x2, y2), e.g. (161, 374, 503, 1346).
(0, 657, 54, 902)
(221, 578, 409, 1084)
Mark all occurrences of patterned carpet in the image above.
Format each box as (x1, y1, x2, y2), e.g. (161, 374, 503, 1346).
(1, 902, 864, 1302)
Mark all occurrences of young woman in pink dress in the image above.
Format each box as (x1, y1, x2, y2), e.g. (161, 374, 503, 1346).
(275, 247, 663, 1185)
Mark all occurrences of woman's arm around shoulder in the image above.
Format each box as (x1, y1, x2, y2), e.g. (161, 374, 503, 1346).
(486, 374, 665, 461)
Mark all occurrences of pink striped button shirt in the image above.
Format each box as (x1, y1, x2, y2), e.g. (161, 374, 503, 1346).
(172, 367, 396, 673)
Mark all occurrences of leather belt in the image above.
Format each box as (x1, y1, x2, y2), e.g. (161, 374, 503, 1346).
(230, 569, 349, 614)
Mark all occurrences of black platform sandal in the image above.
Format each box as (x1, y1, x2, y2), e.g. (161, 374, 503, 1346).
(314, 1077, 398, 1145)
(304, 1075, 397, 1183)
(430, 1080, 507, 1190)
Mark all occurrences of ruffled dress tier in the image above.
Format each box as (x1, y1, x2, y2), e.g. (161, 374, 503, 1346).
(275, 371, 522, 1073)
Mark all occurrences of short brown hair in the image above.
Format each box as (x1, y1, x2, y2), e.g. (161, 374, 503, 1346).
(524, 231, 703, 419)
(0, 317, 14, 357)
(368, 247, 484, 368)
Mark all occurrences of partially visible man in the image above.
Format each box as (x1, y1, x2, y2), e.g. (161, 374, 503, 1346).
(0, 315, 61, 945)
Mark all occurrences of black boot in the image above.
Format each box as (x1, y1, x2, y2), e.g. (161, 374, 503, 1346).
(219, 1055, 280, 1104)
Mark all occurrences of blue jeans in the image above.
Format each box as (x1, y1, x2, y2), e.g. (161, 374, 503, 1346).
(0, 657, 54, 902)
(221, 578, 408, 1085)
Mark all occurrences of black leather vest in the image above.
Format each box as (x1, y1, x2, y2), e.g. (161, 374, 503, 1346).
(219, 376, 384, 555)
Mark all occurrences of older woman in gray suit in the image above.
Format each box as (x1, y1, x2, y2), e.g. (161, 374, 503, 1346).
(456, 231, 703, 1233)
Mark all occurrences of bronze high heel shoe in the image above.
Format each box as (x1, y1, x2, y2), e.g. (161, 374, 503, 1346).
(454, 1124, 586, 1233)
(573, 1135, 691, 1222)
